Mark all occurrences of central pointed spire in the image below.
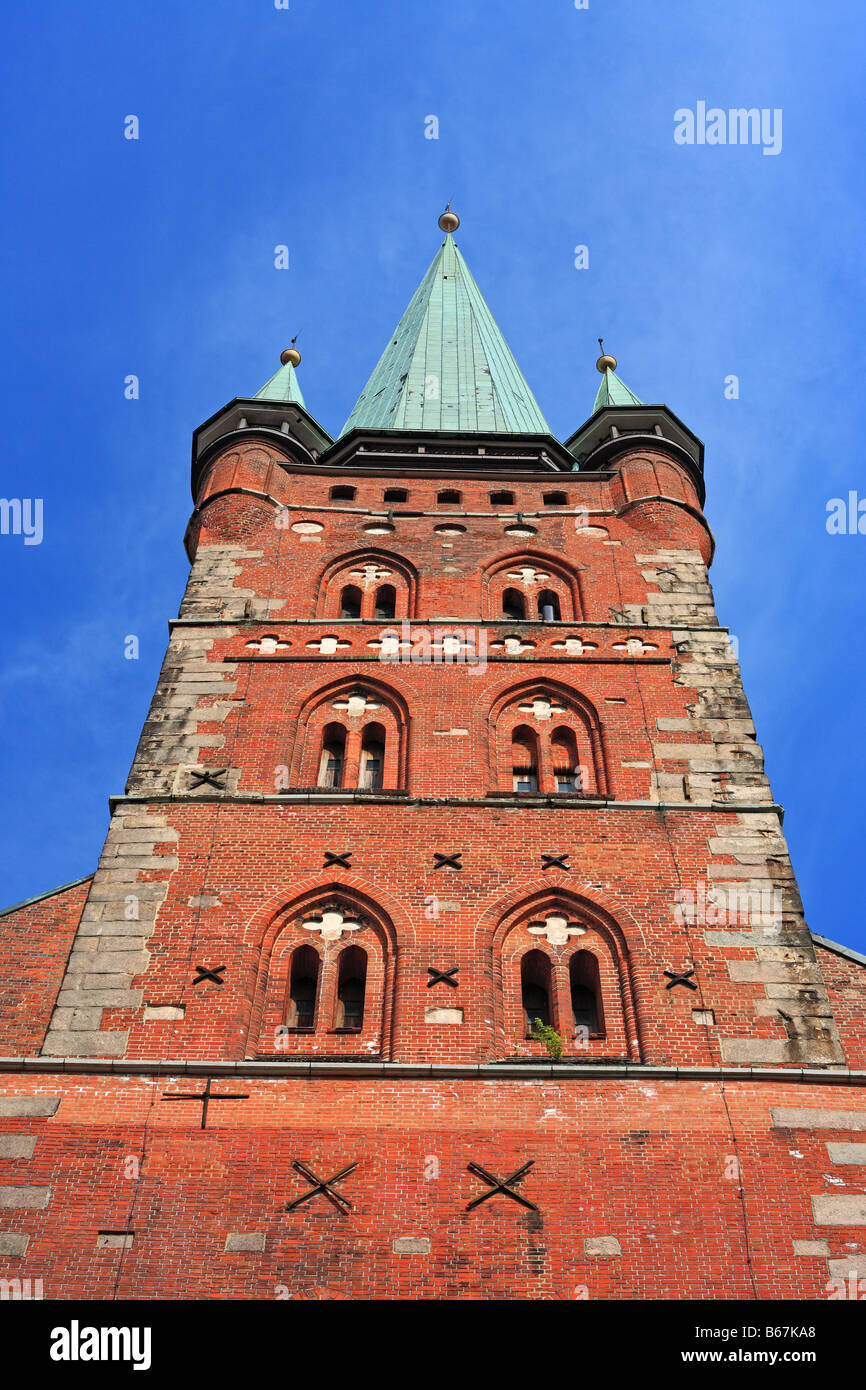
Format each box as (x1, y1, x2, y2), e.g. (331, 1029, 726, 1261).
(340, 212, 550, 436)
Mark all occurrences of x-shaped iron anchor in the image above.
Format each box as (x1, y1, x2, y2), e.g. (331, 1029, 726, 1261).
(193, 964, 226, 987)
(433, 851, 462, 871)
(466, 1161, 538, 1212)
(664, 967, 697, 991)
(323, 850, 352, 869)
(286, 1159, 358, 1213)
(541, 853, 570, 871)
(189, 767, 228, 790)
(427, 966, 459, 989)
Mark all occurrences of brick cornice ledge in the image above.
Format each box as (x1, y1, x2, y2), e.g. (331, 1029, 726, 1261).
(1, 1058, 864, 1086)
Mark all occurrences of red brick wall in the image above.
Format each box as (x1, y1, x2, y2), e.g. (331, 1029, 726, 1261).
(0, 880, 91, 1054)
(816, 945, 866, 1069)
(0, 1071, 862, 1300)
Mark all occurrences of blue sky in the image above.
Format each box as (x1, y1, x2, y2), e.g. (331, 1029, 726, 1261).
(1, 1, 864, 948)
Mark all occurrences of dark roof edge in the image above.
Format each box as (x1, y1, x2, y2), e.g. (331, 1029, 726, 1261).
(812, 932, 866, 968)
(0, 874, 94, 920)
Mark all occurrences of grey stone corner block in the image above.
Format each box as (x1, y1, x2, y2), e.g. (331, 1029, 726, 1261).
(0, 1136, 37, 1159)
(224, 1232, 266, 1253)
(791, 1238, 830, 1257)
(41, 1030, 129, 1058)
(0, 1185, 51, 1209)
(584, 1236, 622, 1257)
(0, 1232, 30, 1257)
(0, 1096, 60, 1117)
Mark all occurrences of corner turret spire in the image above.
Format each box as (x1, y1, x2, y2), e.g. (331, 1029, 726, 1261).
(591, 339, 642, 414)
(254, 338, 306, 408)
(340, 211, 550, 436)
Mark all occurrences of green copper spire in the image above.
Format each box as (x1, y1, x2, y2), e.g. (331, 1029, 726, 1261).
(341, 213, 550, 436)
(254, 343, 306, 408)
(591, 342, 642, 414)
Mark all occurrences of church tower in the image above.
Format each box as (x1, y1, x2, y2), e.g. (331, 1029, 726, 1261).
(1, 212, 865, 1301)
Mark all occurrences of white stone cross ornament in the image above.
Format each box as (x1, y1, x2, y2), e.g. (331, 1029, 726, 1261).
(517, 696, 566, 722)
(612, 638, 658, 655)
(433, 634, 465, 657)
(490, 636, 536, 655)
(527, 913, 586, 946)
(551, 638, 596, 656)
(367, 635, 405, 657)
(350, 564, 391, 587)
(506, 566, 550, 586)
(300, 907, 364, 942)
(333, 692, 382, 717)
(308, 636, 352, 655)
(247, 636, 290, 654)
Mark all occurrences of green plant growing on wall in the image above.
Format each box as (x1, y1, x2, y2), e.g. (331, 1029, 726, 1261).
(531, 1018, 564, 1061)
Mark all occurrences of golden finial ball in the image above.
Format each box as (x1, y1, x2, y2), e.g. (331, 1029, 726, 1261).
(281, 347, 301, 367)
(596, 352, 617, 373)
(438, 207, 460, 234)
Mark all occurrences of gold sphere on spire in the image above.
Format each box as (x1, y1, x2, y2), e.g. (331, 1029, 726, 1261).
(281, 346, 301, 368)
(438, 204, 460, 234)
(595, 337, 617, 373)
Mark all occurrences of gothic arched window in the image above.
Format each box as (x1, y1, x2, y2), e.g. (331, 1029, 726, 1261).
(521, 950, 553, 1036)
(318, 724, 346, 789)
(502, 588, 526, 620)
(359, 724, 386, 790)
(570, 951, 604, 1037)
(551, 726, 580, 793)
(339, 584, 363, 619)
(286, 945, 320, 1032)
(512, 726, 539, 793)
(335, 945, 367, 1032)
(538, 589, 561, 621)
(373, 584, 396, 620)
(491, 683, 608, 798)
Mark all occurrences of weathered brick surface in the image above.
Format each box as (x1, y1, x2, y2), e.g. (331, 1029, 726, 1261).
(0, 1073, 862, 1299)
(0, 427, 862, 1298)
(0, 880, 91, 1053)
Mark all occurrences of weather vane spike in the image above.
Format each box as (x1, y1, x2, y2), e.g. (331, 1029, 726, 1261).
(281, 331, 302, 368)
(595, 338, 617, 374)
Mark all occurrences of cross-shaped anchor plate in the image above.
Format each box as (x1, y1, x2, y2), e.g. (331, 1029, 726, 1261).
(286, 1160, 358, 1213)
(466, 1161, 538, 1212)
(427, 966, 459, 989)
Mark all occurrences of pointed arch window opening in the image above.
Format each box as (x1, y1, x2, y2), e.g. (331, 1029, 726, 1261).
(334, 945, 368, 1033)
(373, 584, 397, 620)
(318, 724, 346, 789)
(512, 726, 539, 794)
(502, 588, 526, 621)
(285, 944, 321, 1033)
(339, 584, 363, 619)
(538, 590, 562, 622)
(570, 951, 605, 1038)
(521, 949, 553, 1037)
(359, 724, 386, 791)
(551, 726, 580, 794)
